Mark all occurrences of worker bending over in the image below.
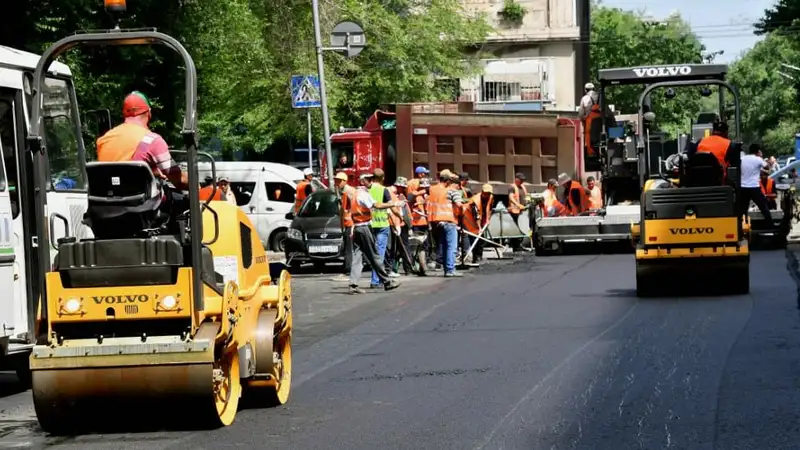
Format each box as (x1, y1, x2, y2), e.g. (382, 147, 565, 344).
(760, 171, 777, 209)
(427, 169, 463, 277)
(740, 144, 774, 224)
(97, 91, 189, 190)
(558, 173, 589, 216)
(294, 168, 315, 213)
(462, 183, 494, 264)
(335, 171, 400, 294)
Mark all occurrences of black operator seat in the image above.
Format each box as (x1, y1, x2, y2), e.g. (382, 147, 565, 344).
(681, 152, 724, 188)
(83, 161, 168, 240)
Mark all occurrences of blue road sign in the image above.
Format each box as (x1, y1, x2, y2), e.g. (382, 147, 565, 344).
(291, 75, 321, 108)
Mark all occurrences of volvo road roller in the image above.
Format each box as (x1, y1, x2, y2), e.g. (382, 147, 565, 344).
(25, 1, 293, 435)
(629, 65, 750, 297)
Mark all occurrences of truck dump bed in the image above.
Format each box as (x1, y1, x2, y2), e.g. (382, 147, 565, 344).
(395, 102, 582, 195)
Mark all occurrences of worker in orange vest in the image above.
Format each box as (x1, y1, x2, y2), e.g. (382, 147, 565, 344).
(462, 183, 495, 263)
(542, 179, 557, 209)
(427, 169, 463, 277)
(507, 173, 529, 251)
(385, 177, 413, 275)
(199, 176, 222, 201)
(760, 172, 777, 209)
(408, 178, 430, 265)
(586, 176, 603, 209)
(407, 166, 429, 196)
(558, 173, 589, 216)
(336, 171, 400, 294)
(293, 168, 315, 213)
(332, 172, 357, 282)
(97, 91, 190, 191)
(688, 121, 735, 183)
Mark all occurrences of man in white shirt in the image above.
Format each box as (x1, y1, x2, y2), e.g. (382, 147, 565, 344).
(739, 143, 773, 224)
(578, 83, 598, 121)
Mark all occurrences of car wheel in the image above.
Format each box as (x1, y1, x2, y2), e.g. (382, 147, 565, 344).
(271, 231, 288, 252)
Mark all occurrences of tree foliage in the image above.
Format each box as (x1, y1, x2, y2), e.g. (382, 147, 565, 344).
(1, 0, 489, 158)
(590, 5, 711, 137)
(728, 0, 800, 154)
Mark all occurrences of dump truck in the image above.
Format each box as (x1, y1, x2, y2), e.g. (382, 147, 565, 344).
(320, 102, 585, 203)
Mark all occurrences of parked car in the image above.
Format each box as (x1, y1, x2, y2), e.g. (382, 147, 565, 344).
(284, 189, 346, 269)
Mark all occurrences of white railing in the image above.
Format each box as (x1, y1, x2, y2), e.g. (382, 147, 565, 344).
(456, 58, 556, 104)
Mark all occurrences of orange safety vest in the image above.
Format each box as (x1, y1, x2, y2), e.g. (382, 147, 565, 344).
(760, 177, 775, 197)
(462, 193, 494, 234)
(509, 184, 528, 214)
(697, 135, 731, 174)
(544, 199, 568, 217)
(350, 190, 372, 225)
(584, 104, 601, 157)
(388, 189, 407, 228)
(341, 186, 356, 227)
(588, 185, 603, 209)
(411, 193, 428, 227)
(97, 123, 160, 163)
(427, 183, 456, 223)
(566, 180, 589, 215)
(199, 185, 223, 201)
(294, 180, 311, 213)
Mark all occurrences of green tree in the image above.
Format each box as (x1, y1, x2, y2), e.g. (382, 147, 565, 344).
(590, 6, 709, 137)
(728, 34, 800, 154)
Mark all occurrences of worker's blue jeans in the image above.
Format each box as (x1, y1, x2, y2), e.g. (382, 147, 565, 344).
(371, 226, 390, 285)
(435, 222, 458, 274)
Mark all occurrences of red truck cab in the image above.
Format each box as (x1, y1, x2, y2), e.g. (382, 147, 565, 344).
(321, 110, 397, 188)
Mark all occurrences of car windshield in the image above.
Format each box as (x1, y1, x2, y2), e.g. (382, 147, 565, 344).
(298, 190, 339, 218)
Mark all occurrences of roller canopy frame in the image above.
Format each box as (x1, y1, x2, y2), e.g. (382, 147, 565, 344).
(598, 64, 728, 86)
(26, 29, 204, 332)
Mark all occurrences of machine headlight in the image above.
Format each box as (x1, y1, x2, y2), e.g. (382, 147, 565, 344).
(160, 295, 178, 310)
(64, 298, 81, 313)
(287, 228, 303, 240)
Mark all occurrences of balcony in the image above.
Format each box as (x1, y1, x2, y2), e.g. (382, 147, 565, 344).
(462, 0, 580, 43)
(452, 58, 556, 109)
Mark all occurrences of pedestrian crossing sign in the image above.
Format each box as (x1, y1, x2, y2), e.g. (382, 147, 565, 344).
(291, 75, 321, 109)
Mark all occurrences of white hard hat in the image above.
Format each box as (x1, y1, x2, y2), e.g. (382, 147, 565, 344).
(584, 82, 595, 90)
(303, 168, 313, 176)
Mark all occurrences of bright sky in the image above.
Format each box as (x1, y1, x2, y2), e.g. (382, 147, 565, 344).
(600, 0, 776, 63)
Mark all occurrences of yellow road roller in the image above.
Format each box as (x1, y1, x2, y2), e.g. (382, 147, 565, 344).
(25, 3, 292, 435)
(630, 68, 749, 297)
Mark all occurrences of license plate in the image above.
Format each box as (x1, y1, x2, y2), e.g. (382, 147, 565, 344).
(308, 245, 339, 254)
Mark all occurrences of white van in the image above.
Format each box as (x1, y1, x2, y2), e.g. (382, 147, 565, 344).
(198, 162, 316, 252)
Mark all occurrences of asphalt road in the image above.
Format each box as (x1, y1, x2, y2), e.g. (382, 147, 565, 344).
(1, 249, 799, 449)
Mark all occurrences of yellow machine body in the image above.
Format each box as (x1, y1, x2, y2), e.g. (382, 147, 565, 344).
(634, 178, 750, 296)
(30, 202, 293, 433)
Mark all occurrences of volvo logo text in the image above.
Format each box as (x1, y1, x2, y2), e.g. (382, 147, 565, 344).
(633, 66, 692, 78)
(669, 227, 713, 235)
(92, 295, 150, 304)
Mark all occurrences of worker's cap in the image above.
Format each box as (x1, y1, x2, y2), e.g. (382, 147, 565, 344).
(122, 91, 151, 118)
(394, 177, 408, 187)
(481, 183, 493, 193)
(514, 172, 526, 181)
(712, 121, 729, 133)
(584, 82, 595, 90)
(459, 172, 470, 180)
(334, 172, 348, 181)
(557, 173, 571, 184)
(303, 168, 313, 176)
(547, 178, 558, 187)
(439, 169, 452, 179)
(372, 168, 385, 178)
(359, 172, 373, 180)
(217, 176, 230, 183)
(449, 172, 460, 181)
(415, 166, 429, 174)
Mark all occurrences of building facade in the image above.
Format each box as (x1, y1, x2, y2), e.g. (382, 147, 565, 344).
(455, 0, 590, 113)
